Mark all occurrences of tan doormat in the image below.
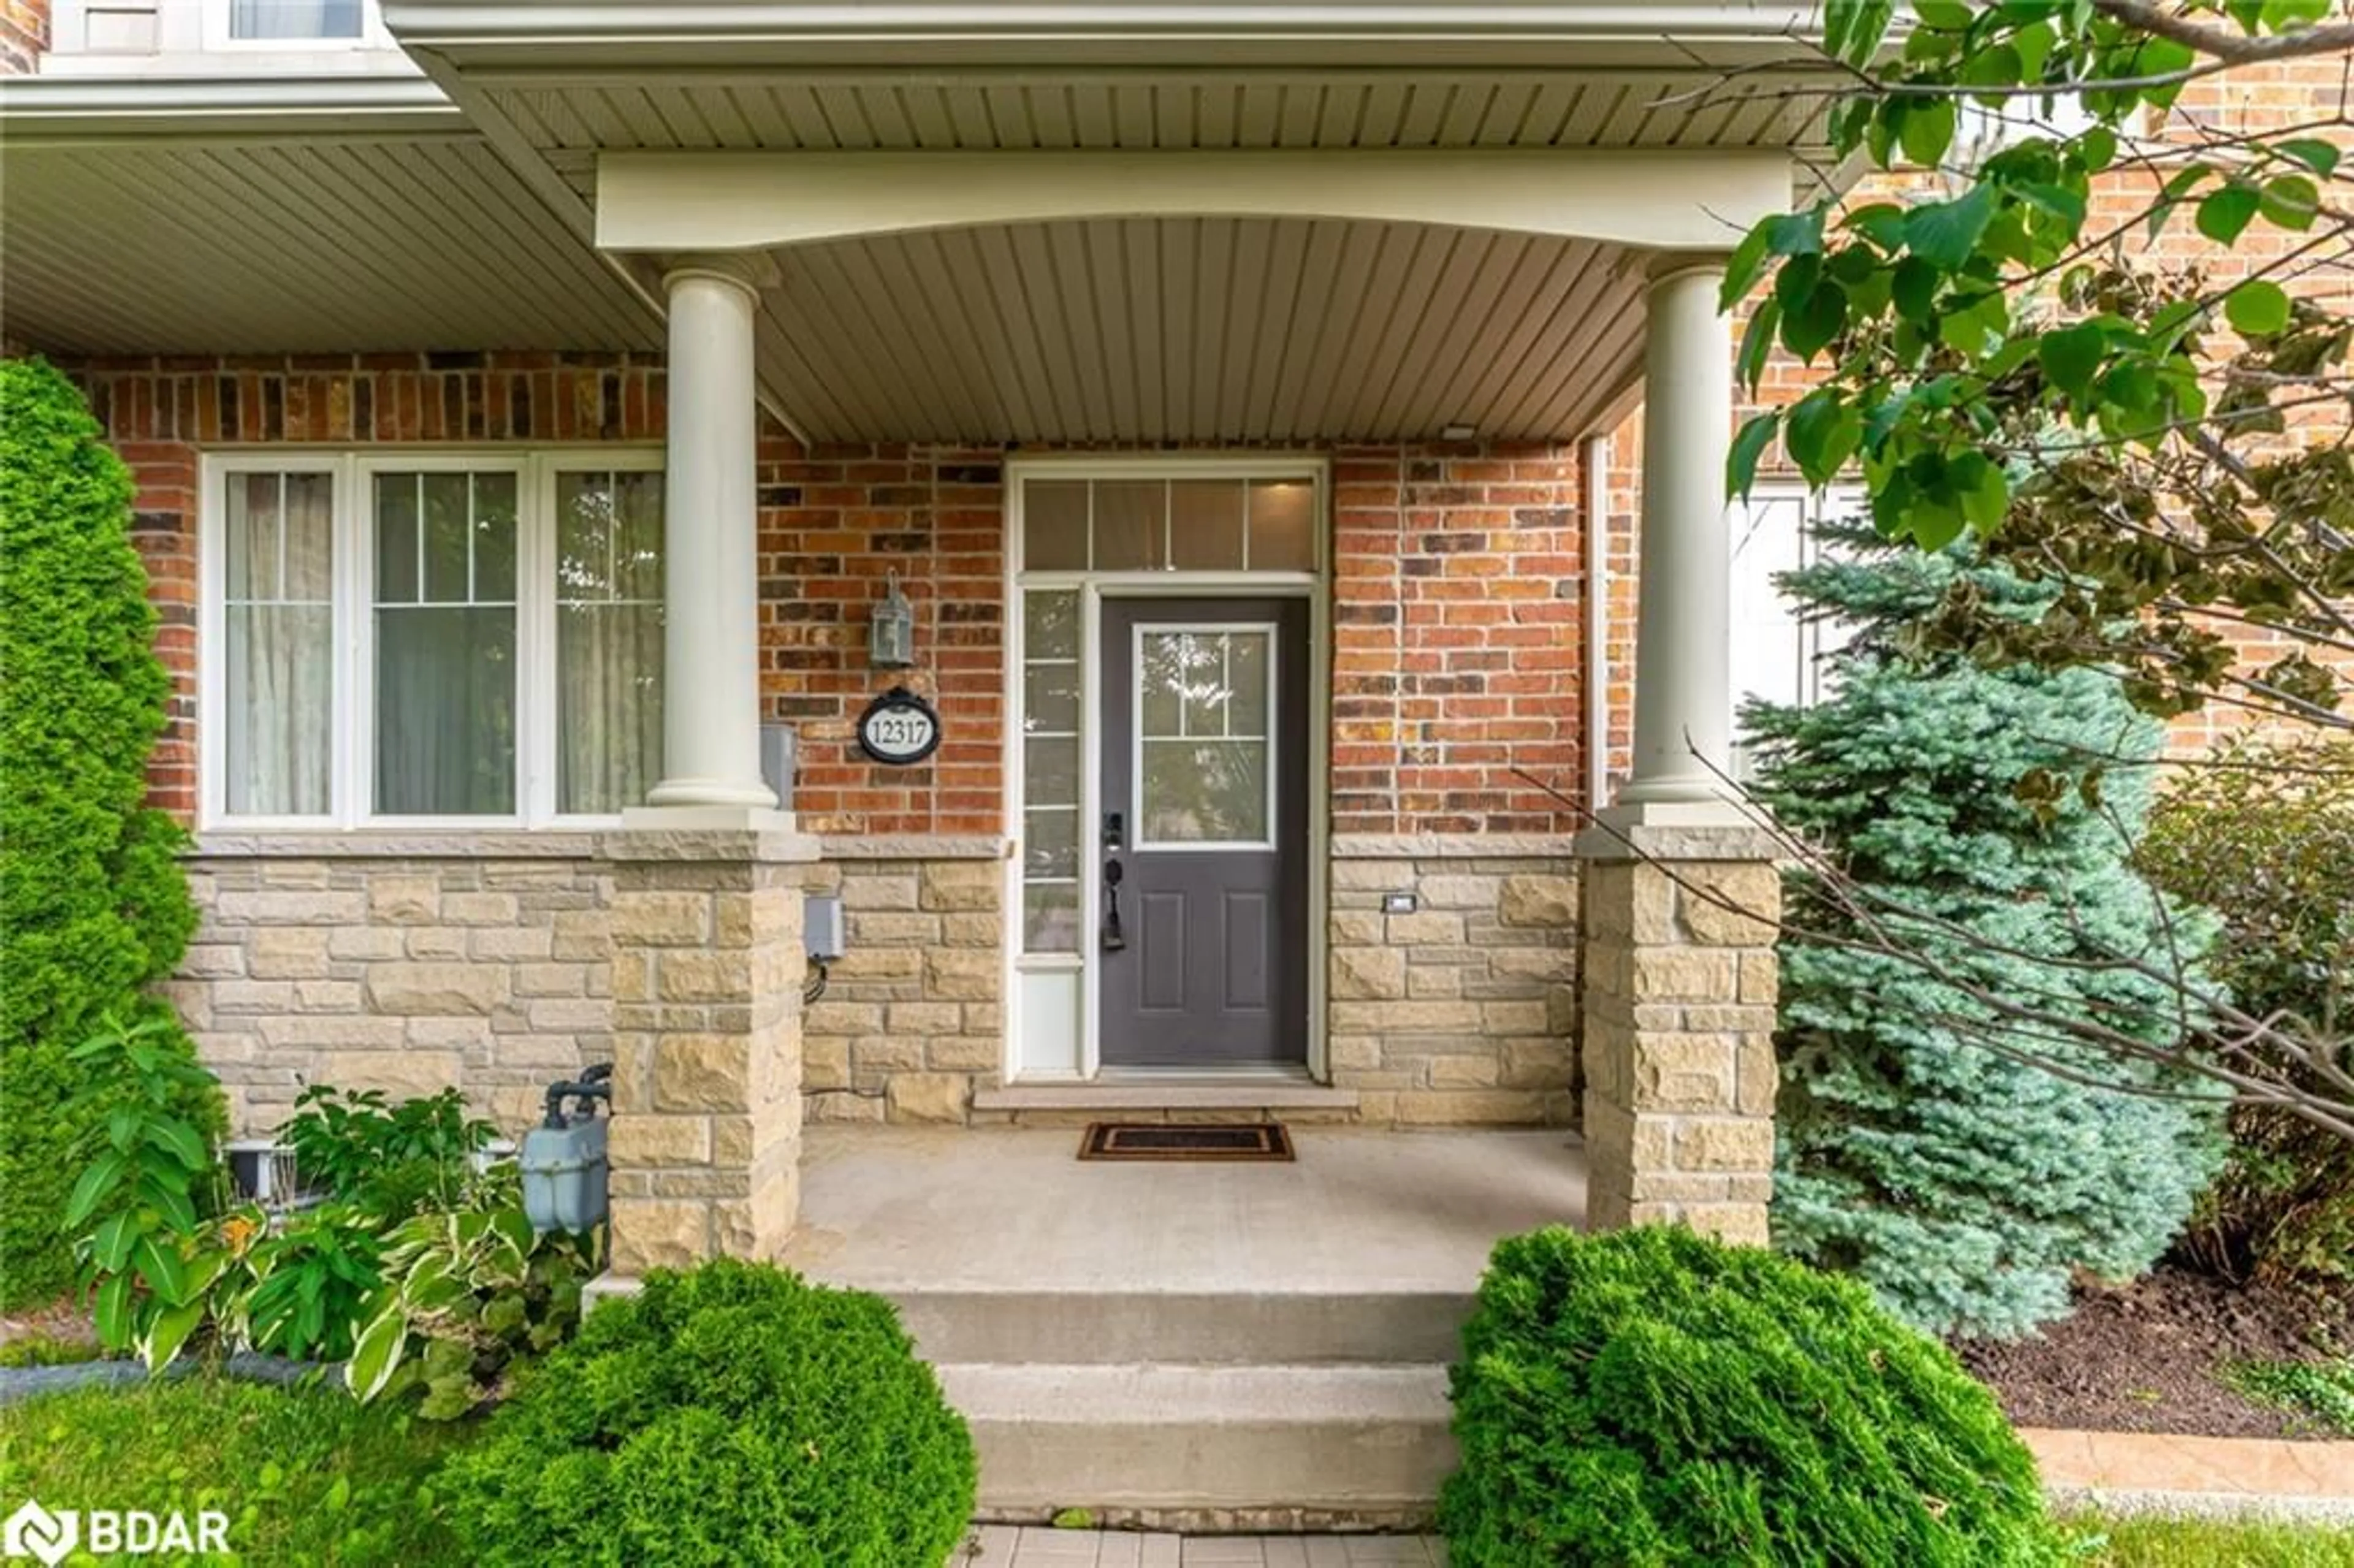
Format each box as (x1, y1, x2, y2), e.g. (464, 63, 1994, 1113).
(1077, 1122, 1295, 1162)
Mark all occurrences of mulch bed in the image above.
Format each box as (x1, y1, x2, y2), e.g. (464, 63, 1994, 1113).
(1958, 1265, 2352, 1440)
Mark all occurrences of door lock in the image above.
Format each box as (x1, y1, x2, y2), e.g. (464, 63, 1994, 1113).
(1102, 856, 1126, 952)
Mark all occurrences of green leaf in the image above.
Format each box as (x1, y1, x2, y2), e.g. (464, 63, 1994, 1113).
(1824, 0, 1898, 67)
(138, 1299, 207, 1372)
(2276, 138, 2341, 177)
(1781, 280, 1849, 360)
(134, 1233, 190, 1307)
(1891, 256, 1941, 323)
(1727, 413, 1779, 502)
(66, 1152, 127, 1228)
(94, 1271, 134, 1349)
(1911, 0, 1972, 28)
(1735, 298, 1781, 393)
(1909, 495, 1969, 550)
(2038, 320, 2109, 403)
(1952, 452, 2011, 531)
(1902, 183, 1998, 269)
(2260, 173, 2319, 230)
(2262, 0, 2331, 31)
(1721, 225, 1774, 309)
(2078, 125, 2118, 173)
(347, 1310, 411, 1403)
(144, 1117, 208, 1174)
(1785, 391, 1864, 489)
(2196, 183, 2262, 243)
(2224, 280, 2292, 337)
(90, 1212, 136, 1273)
(1898, 97, 1959, 167)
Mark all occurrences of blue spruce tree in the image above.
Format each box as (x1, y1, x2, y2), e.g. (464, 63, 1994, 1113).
(1745, 526, 2225, 1339)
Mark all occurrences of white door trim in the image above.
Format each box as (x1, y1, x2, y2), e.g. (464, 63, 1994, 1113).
(1003, 456, 1331, 1084)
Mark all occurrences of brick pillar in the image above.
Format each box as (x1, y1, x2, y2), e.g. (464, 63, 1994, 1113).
(1576, 827, 1781, 1245)
(600, 826, 818, 1277)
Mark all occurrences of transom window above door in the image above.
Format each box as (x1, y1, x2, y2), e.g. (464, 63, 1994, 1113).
(1021, 476, 1317, 573)
(202, 452, 665, 829)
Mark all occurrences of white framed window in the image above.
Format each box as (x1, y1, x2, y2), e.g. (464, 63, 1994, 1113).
(201, 0, 390, 49)
(1132, 623, 1278, 850)
(1729, 481, 1863, 778)
(200, 449, 666, 830)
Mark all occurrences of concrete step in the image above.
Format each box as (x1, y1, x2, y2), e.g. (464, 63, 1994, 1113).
(885, 1287, 1474, 1367)
(936, 1361, 1458, 1517)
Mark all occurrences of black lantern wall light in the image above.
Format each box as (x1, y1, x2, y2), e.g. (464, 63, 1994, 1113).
(870, 569, 916, 669)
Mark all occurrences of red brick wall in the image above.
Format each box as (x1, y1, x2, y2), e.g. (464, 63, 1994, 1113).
(66, 351, 669, 821)
(1331, 444, 1588, 835)
(1, 0, 46, 73)
(63, 354, 1597, 837)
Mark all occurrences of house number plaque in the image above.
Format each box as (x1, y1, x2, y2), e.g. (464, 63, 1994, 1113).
(856, 687, 942, 766)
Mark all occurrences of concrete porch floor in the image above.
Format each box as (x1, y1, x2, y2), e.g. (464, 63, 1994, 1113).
(779, 1125, 1589, 1295)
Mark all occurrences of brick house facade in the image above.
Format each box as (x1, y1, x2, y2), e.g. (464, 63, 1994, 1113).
(4, 4, 2344, 1278)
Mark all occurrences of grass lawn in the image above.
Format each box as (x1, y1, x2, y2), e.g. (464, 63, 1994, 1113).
(2067, 1514, 2354, 1567)
(0, 1372, 467, 1565)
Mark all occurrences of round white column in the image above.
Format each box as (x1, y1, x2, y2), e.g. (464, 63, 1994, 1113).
(646, 262, 777, 811)
(1617, 259, 1735, 807)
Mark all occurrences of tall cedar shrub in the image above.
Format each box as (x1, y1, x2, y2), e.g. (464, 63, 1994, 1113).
(1745, 528, 2226, 1339)
(0, 357, 218, 1307)
(2136, 738, 2354, 1283)
(1439, 1225, 2062, 1567)
(439, 1258, 977, 1567)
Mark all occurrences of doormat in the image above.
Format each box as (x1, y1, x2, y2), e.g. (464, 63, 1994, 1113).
(1077, 1122, 1295, 1162)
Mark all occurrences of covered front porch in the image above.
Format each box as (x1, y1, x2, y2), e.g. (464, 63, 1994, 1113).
(782, 1122, 1587, 1524)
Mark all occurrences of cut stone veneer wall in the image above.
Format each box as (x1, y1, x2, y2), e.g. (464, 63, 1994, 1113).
(1577, 829, 1781, 1245)
(1326, 840, 1580, 1127)
(800, 843, 1006, 1126)
(172, 839, 611, 1136)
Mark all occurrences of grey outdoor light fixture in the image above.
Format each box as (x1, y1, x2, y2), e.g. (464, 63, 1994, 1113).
(870, 570, 916, 669)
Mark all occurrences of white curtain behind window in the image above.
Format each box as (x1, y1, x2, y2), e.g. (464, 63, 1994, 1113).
(229, 0, 364, 38)
(373, 472, 518, 817)
(555, 471, 665, 815)
(224, 473, 333, 816)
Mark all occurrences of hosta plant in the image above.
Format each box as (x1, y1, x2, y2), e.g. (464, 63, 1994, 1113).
(348, 1205, 596, 1419)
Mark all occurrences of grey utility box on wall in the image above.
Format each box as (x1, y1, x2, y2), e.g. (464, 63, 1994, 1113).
(805, 894, 846, 962)
(760, 723, 796, 808)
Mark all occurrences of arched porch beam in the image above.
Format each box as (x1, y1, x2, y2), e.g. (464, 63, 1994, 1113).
(595, 148, 1796, 254)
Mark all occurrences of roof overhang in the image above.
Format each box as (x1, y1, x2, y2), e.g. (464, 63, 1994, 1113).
(382, 2, 1834, 72)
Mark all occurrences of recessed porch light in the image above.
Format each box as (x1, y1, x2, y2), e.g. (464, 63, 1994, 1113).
(1439, 423, 1478, 441)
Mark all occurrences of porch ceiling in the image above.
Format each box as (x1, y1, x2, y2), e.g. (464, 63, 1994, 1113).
(0, 134, 661, 357)
(489, 74, 1830, 208)
(750, 214, 1648, 445)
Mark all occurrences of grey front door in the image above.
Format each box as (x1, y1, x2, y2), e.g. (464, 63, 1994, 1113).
(1099, 598, 1309, 1068)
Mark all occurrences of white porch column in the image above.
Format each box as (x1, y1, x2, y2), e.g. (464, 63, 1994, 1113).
(1617, 258, 1735, 809)
(644, 257, 777, 814)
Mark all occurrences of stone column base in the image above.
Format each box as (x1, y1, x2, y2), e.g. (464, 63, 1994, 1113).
(1576, 820, 1781, 1246)
(600, 824, 819, 1278)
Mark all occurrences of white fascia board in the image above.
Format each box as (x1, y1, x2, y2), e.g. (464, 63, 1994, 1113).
(598, 147, 1798, 254)
(0, 75, 462, 140)
(384, 1, 1829, 69)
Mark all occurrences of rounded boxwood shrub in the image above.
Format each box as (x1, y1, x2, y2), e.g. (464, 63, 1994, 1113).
(438, 1257, 976, 1567)
(1439, 1226, 2063, 1567)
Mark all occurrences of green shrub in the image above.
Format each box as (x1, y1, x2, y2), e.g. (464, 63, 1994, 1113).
(0, 357, 218, 1307)
(439, 1257, 975, 1567)
(1745, 530, 2226, 1339)
(2224, 1358, 2354, 1437)
(2136, 737, 2354, 1284)
(1439, 1226, 2063, 1567)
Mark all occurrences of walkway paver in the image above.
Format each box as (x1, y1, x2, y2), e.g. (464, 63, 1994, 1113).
(965, 1527, 1448, 1566)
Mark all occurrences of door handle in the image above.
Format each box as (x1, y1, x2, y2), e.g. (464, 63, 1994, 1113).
(1102, 856, 1127, 952)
